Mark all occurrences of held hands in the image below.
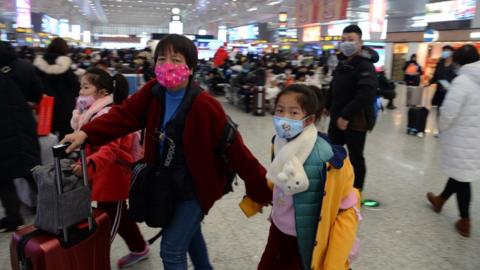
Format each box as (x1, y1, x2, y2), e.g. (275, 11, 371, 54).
(337, 117, 349, 131)
(60, 131, 88, 153)
(71, 164, 83, 177)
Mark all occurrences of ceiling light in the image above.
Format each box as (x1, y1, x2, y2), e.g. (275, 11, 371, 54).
(247, 7, 257, 12)
(172, 7, 180, 14)
(267, 1, 282, 5)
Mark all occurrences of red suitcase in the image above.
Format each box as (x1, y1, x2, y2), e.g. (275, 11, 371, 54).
(10, 144, 111, 270)
(10, 209, 111, 270)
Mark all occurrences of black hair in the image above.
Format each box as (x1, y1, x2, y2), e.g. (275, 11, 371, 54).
(153, 34, 198, 71)
(274, 84, 325, 122)
(83, 68, 129, 104)
(343, 24, 362, 38)
(442, 45, 454, 51)
(0, 41, 17, 66)
(453, 44, 480, 66)
(47, 38, 69, 55)
(410, 54, 417, 60)
(95, 59, 110, 68)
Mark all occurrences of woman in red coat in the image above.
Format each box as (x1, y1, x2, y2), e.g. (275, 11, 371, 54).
(63, 34, 272, 270)
(71, 68, 149, 268)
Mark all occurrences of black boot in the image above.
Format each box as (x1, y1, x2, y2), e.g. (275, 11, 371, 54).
(0, 217, 23, 232)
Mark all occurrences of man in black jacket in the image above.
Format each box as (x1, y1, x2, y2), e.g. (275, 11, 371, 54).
(328, 25, 378, 192)
(0, 41, 42, 231)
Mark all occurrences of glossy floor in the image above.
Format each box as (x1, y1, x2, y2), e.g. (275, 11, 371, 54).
(1, 86, 479, 270)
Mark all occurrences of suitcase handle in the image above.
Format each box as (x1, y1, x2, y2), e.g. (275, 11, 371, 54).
(52, 143, 93, 242)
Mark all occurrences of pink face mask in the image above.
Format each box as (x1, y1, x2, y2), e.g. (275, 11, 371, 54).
(76, 95, 96, 112)
(155, 63, 190, 89)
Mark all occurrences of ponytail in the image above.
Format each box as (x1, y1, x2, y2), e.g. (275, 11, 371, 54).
(111, 73, 129, 104)
(83, 67, 129, 104)
(307, 85, 325, 123)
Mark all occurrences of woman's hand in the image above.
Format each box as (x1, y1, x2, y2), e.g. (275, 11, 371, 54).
(61, 130, 88, 153)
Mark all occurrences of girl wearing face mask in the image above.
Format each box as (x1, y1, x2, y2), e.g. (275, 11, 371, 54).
(240, 84, 361, 270)
(62, 34, 272, 270)
(70, 68, 149, 268)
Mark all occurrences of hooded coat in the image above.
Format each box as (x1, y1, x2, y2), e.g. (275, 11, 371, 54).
(0, 42, 42, 179)
(328, 46, 379, 131)
(34, 54, 80, 138)
(439, 61, 480, 182)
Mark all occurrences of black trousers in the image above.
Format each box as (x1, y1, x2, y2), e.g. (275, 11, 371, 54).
(328, 124, 367, 191)
(0, 178, 23, 223)
(440, 178, 471, 219)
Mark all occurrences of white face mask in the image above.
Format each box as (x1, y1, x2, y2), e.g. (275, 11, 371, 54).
(339, 41, 358, 57)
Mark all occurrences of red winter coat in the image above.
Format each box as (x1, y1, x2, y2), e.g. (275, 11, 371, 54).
(79, 99, 135, 202)
(81, 80, 272, 214)
(213, 47, 228, 67)
(86, 135, 134, 201)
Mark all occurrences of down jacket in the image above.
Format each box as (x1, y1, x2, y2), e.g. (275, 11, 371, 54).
(439, 60, 480, 182)
(34, 54, 79, 139)
(0, 42, 42, 180)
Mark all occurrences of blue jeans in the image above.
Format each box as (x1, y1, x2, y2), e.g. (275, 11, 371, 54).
(160, 200, 213, 270)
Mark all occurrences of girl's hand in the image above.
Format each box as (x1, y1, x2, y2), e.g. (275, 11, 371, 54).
(61, 131, 88, 153)
(71, 164, 83, 177)
(337, 117, 349, 131)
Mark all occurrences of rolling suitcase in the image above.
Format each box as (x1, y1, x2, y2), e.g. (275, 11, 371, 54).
(406, 86, 423, 107)
(407, 107, 429, 136)
(252, 86, 266, 116)
(10, 144, 111, 270)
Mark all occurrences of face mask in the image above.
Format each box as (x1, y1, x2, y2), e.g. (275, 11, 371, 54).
(441, 51, 452, 59)
(339, 41, 358, 57)
(273, 115, 310, 139)
(155, 63, 190, 89)
(76, 95, 96, 112)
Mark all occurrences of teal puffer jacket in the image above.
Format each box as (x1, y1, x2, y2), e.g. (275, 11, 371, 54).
(294, 136, 333, 270)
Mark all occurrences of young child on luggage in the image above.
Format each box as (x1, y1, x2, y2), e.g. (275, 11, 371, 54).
(241, 84, 361, 270)
(70, 68, 149, 268)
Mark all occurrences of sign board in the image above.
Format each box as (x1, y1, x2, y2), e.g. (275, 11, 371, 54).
(295, 0, 348, 26)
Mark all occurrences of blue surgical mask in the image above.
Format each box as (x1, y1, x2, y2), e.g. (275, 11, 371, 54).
(273, 116, 310, 139)
(441, 51, 452, 59)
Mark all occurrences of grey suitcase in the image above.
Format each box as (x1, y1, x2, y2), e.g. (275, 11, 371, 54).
(406, 86, 424, 107)
(32, 144, 92, 237)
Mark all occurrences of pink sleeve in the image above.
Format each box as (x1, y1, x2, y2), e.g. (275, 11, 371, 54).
(340, 190, 362, 221)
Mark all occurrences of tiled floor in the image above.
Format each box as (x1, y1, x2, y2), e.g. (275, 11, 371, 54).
(1, 86, 479, 270)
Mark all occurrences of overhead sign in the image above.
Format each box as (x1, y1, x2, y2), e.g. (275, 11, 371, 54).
(302, 25, 321, 42)
(295, 0, 348, 26)
(425, 0, 476, 23)
(16, 0, 31, 28)
(320, 35, 341, 41)
(228, 24, 259, 41)
(424, 28, 439, 42)
(369, 0, 386, 32)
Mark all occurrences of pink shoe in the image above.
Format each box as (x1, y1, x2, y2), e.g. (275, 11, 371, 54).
(117, 245, 150, 268)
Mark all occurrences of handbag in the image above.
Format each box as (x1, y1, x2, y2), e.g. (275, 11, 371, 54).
(129, 164, 175, 228)
(36, 95, 55, 136)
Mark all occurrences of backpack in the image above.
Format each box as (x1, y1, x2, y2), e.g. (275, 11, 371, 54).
(405, 63, 419, 75)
